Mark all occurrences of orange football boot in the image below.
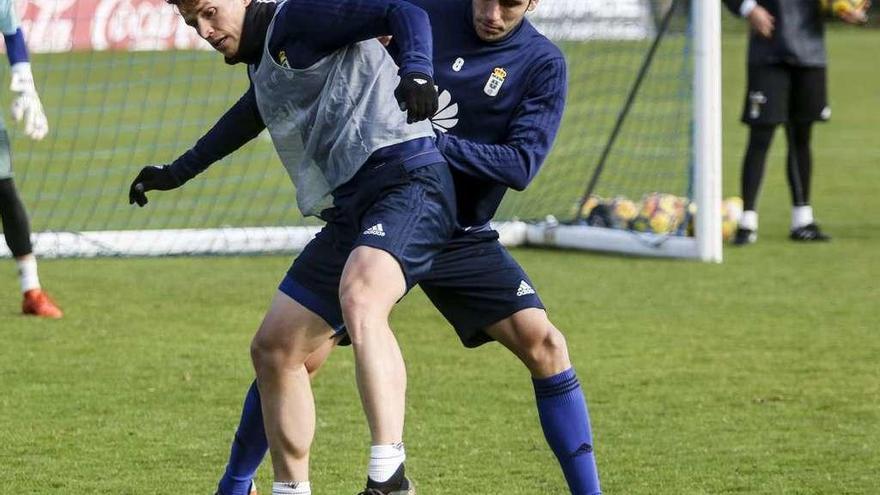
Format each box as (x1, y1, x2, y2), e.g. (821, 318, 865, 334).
(22, 289, 63, 319)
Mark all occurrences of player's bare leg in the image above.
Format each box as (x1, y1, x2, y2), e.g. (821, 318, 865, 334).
(341, 246, 407, 444)
(486, 308, 602, 495)
(485, 308, 570, 378)
(340, 246, 413, 492)
(216, 336, 337, 495)
(250, 291, 336, 486)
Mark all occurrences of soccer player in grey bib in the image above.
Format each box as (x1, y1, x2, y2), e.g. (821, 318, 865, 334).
(127, 0, 453, 493)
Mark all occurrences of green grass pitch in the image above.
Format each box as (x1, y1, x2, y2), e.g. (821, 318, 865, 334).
(1, 28, 879, 493)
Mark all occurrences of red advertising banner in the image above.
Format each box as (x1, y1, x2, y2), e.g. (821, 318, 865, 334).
(13, 0, 211, 52)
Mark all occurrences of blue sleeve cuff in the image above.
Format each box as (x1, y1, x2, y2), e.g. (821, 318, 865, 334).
(4, 29, 29, 66)
(400, 61, 433, 78)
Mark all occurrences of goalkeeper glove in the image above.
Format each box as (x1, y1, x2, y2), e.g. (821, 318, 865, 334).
(128, 165, 182, 207)
(10, 63, 48, 141)
(394, 72, 438, 124)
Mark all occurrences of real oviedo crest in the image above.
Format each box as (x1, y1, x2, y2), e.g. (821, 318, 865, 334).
(483, 67, 507, 97)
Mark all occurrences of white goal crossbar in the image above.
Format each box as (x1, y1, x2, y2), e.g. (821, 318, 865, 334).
(2, 220, 702, 259)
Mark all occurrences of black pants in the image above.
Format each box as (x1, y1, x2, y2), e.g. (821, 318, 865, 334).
(0, 178, 33, 257)
(741, 123, 813, 212)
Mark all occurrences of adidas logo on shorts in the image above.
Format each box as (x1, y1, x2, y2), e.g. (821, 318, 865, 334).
(516, 280, 535, 297)
(363, 223, 386, 237)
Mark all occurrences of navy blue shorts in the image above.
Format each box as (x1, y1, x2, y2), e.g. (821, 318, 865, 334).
(419, 229, 545, 348)
(280, 160, 456, 333)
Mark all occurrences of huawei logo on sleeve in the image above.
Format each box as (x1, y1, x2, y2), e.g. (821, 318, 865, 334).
(431, 89, 459, 133)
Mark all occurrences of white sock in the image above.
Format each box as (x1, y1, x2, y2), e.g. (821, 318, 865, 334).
(369, 443, 406, 483)
(272, 481, 310, 495)
(16, 255, 40, 293)
(740, 210, 758, 231)
(791, 205, 814, 229)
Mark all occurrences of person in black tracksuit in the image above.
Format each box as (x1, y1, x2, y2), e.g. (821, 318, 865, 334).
(723, 0, 868, 244)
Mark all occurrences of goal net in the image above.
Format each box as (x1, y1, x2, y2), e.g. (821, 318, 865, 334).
(517, 0, 722, 261)
(0, 0, 720, 261)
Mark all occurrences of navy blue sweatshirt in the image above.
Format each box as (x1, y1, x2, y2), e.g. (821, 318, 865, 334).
(168, 0, 440, 185)
(406, 0, 567, 229)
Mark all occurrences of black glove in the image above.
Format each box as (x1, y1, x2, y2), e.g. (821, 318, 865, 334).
(128, 165, 181, 207)
(394, 72, 438, 124)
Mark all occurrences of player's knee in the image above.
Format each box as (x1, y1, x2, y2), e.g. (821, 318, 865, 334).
(339, 282, 385, 342)
(518, 322, 570, 374)
(250, 330, 282, 374)
(250, 320, 302, 374)
(339, 248, 403, 334)
(338, 281, 363, 315)
(339, 282, 365, 318)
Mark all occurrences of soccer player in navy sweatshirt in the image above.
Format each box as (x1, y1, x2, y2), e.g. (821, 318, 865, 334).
(213, 1, 602, 494)
(410, 1, 601, 493)
(127, 0, 456, 494)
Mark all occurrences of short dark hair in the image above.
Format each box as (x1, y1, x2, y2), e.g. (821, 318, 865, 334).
(166, 0, 197, 9)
